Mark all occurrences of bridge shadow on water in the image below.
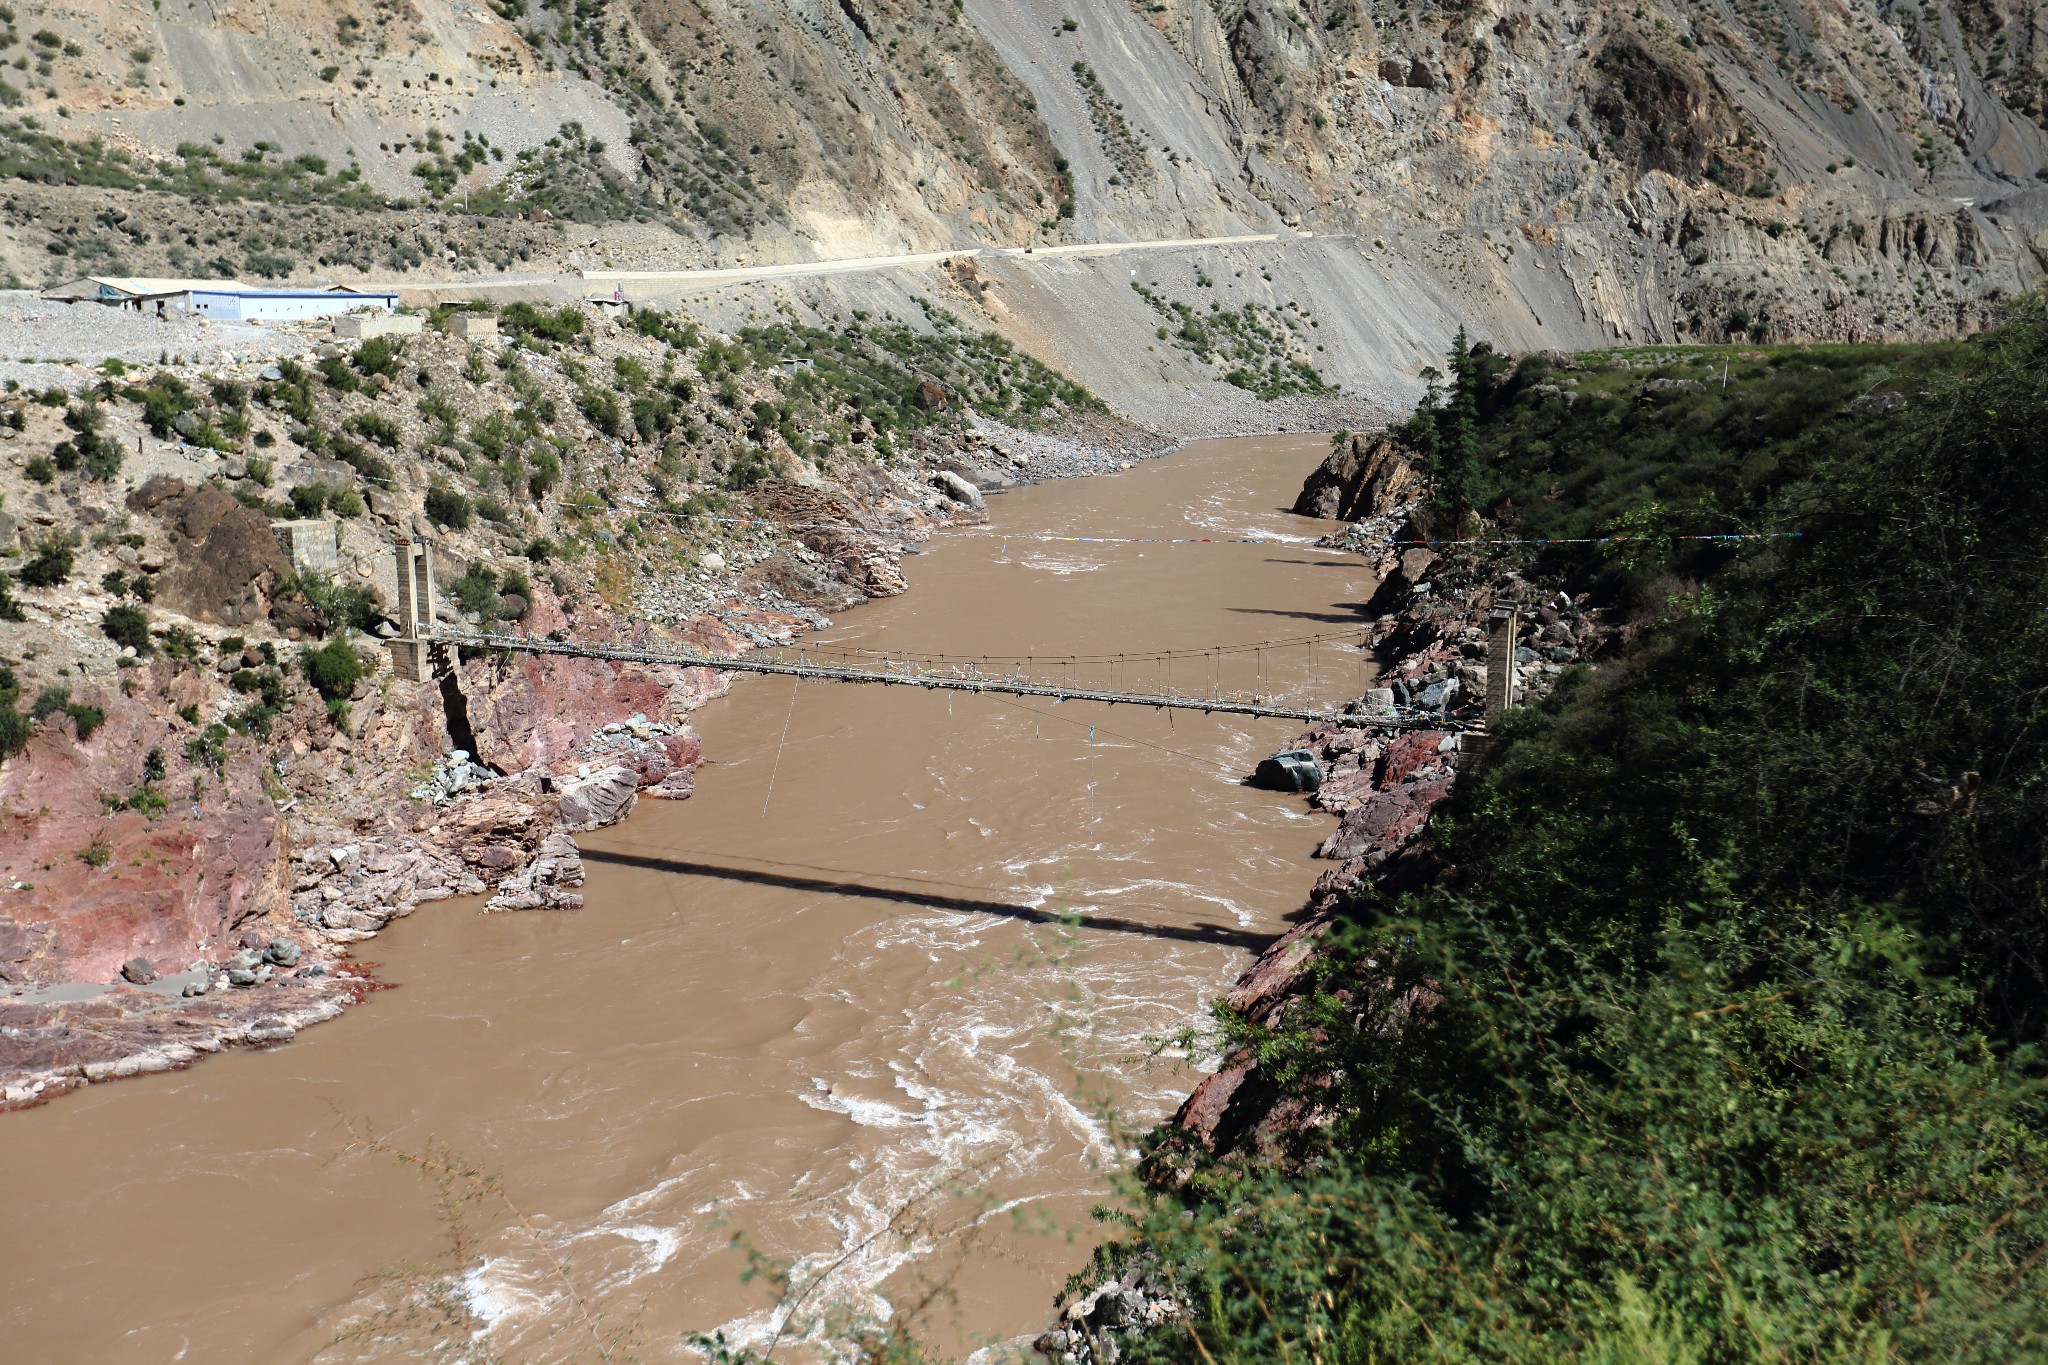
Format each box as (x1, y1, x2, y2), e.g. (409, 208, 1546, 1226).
(580, 848, 1279, 953)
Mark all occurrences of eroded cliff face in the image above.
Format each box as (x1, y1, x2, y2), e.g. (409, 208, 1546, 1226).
(1095, 0, 2048, 342)
(3, 0, 2040, 354)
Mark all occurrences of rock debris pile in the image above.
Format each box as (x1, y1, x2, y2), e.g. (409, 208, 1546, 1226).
(1033, 1270, 1183, 1365)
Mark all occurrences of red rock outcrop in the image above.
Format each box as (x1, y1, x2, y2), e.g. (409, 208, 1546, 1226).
(0, 671, 288, 988)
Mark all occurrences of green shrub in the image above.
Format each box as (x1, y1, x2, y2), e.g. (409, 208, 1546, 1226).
(300, 639, 364, 703)
(424, 485, 471, 529)
(0, 704, 28, 757)
(17, 537, 74, 588)
(24, 453, 53, 483)
(277, 569, 381, 637)
(348, 411, 401, 448)
(331, 439, 394, 485)
(497, 567, 531, 615)
(184, 722, 229, 773)
(77, 432, 123, 480)
(575, 385, 623, 437)
(288, 482, 330, 518)
(499, 302, 584, 345)
(228, 668, 287, 711)
(0, 666, 25, 758)
(315, 356, 360, 393)
(31, 685, 103, 740)
(130, 372, 198, 438)
(101, 603, 151, 654)
(353, 334, 404, 378)
(525, 447, 561, 500)
(449, 561, 499, 618)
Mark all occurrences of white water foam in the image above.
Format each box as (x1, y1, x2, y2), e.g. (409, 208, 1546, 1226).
(457, 1256, 558, 1340)
(800, 1078, 930, 1129)
(1020, 552, 1107, 574)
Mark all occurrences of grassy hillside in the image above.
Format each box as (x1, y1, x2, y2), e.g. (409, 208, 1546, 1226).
(1084, 314, 2048, 1360)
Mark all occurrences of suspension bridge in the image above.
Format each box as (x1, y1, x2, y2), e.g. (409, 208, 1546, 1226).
(384, 539, 1501, 732)
(424, 626, 1444, 730)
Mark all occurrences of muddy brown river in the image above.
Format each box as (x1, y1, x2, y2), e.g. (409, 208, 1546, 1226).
(0, 435, 1371, 1362)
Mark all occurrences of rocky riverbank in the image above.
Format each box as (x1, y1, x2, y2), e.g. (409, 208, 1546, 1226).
(1035, 440, 1617, 1364)
(0, 579, 734, 1108)
(1167, 447, 1614, 1164)
(0, 384, 1192, 1110)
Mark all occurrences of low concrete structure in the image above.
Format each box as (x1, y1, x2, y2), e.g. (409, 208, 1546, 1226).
(179, 289, 400, 323)
(447, 314, 498, 339)
(335, 313, 425, 339)
(43, 279, 406, 322)
(271, 519, 341, 577)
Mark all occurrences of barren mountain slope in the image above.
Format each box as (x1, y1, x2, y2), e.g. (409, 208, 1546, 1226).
(0, 0, 2044, 362)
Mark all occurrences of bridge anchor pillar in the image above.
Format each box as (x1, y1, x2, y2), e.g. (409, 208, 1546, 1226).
(386, 538, 437, 683)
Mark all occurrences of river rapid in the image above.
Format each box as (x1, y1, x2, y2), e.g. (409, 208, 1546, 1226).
(0, 435, 1372, 1362)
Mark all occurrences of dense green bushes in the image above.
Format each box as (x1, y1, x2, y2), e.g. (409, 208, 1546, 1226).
(100, 603, 151, 655)
(300, 639, 364, 703)
(721, 308, 1104, 449)
(1129, 282, 1337, 400)
(424, 485, 471, 530)
(17, 535, 74, 587)
(1092, 317, 2048, 1361)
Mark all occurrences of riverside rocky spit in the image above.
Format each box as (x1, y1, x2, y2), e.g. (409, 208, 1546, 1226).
(1035, 438, 1615, 1365)
(0, 400, 1201, 1111)
(0, 582, 729, 1108)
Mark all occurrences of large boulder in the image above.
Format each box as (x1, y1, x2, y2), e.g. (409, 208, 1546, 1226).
(740, 550, 864, 611)
(130, 480, 290, 627)
(1292, 434, 1424, 521)
(931, 470, 985, 510)
(484, 831, 586, 911)
(556, 766, 640, 831)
